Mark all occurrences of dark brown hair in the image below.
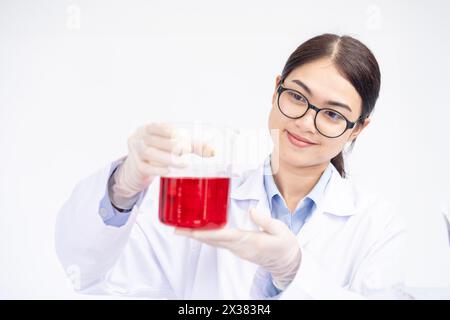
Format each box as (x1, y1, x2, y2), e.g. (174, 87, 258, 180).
(280, 34, 381, 177)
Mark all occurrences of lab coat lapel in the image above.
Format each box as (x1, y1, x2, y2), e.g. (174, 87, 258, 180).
(296, 202, 328, 247)
(297, 165, 357, 247)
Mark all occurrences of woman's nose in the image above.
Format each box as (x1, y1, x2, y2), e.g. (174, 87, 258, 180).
(293, 108, 317, 133)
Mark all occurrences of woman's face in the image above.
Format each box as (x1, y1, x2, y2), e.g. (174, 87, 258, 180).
(269, 58, 370, 170)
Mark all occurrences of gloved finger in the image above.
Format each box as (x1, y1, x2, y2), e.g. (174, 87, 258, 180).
(174, 229, 223, 248)
(249, 208, 287, 235)
(138, 143, 188, 168)
(175, 233, 250, 252)
(174, 228, 193, 236)
(144, 123, 176, 138)
(194, 233, 270, 264)
(136, 158, 170, 177)
(168, 127, 216, 158)
(141, 133, 178, 152)
(175, 227, 244, 242)
(175, 228, 269, 263)
(128, 142, 167, 167)
(140, 126, 194, 157)
(172, 139, 195, 157)
(190, 141, 215, 157)
(203, 232, 255, 248)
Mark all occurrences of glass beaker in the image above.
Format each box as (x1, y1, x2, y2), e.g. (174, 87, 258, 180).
(158, 122, 238, 229)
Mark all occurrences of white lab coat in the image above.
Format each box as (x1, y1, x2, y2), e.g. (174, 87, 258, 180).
(55, 159, 407, 299)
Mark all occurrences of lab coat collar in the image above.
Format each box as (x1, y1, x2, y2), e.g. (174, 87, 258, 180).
(321, 165, 357, 216)
(230, 160, 357, 217)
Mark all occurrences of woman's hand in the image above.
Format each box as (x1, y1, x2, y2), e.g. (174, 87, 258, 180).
(175, 208, 301, 290)
(111, 123, 214, 208)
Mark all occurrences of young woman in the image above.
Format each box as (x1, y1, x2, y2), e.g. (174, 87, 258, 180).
(56, 34, 406, 299)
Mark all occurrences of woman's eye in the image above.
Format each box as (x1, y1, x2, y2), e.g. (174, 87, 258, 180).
(288, 91, 305, 103)
(324, 110, 344, 121)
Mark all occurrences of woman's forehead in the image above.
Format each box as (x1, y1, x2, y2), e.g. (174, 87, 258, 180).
(285, 59, 362, 115)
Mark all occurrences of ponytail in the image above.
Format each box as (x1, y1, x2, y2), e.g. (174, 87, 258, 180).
(331, 152, 346, 178)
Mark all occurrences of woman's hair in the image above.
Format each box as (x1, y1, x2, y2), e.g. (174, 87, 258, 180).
(280, 34, 381, 178)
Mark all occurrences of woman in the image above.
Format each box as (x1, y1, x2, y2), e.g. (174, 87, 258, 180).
(56, 34, 406, 299)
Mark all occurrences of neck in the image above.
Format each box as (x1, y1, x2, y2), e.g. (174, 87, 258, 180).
(271, 155, 329, 212)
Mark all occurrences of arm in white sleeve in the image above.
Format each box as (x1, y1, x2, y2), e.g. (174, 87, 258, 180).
(55, 159, 197, 298)
(54, 159, 145, 292)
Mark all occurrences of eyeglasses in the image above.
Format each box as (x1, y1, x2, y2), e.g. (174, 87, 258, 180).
(276, 85, 362, 138)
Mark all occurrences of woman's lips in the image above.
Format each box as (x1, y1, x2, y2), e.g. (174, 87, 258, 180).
(286, 130, 317, 148)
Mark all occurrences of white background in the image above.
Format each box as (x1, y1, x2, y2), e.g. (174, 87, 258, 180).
(1, 0, 449, 298)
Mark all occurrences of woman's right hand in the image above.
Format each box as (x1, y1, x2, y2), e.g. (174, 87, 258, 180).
(109, 123, 215, 209)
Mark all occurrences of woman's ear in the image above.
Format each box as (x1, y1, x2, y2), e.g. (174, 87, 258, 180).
(275, 75, 281, 88)
(348, 117, 371, 142)
(272, 75, 282, 104)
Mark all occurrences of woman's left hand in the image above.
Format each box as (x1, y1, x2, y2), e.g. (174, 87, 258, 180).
(175, 208, 302, 290)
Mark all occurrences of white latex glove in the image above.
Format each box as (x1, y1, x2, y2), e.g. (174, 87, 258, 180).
(110, 123, 215, 209)
(175, 208, 302, 291)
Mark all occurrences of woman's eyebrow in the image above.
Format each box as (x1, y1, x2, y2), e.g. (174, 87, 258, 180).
(291, 79, 353, 113)
(291, 79, 312, 95)
(326, 100, 353, 113)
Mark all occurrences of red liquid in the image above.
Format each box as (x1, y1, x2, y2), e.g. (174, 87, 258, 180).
(159, 177, 230, 229)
